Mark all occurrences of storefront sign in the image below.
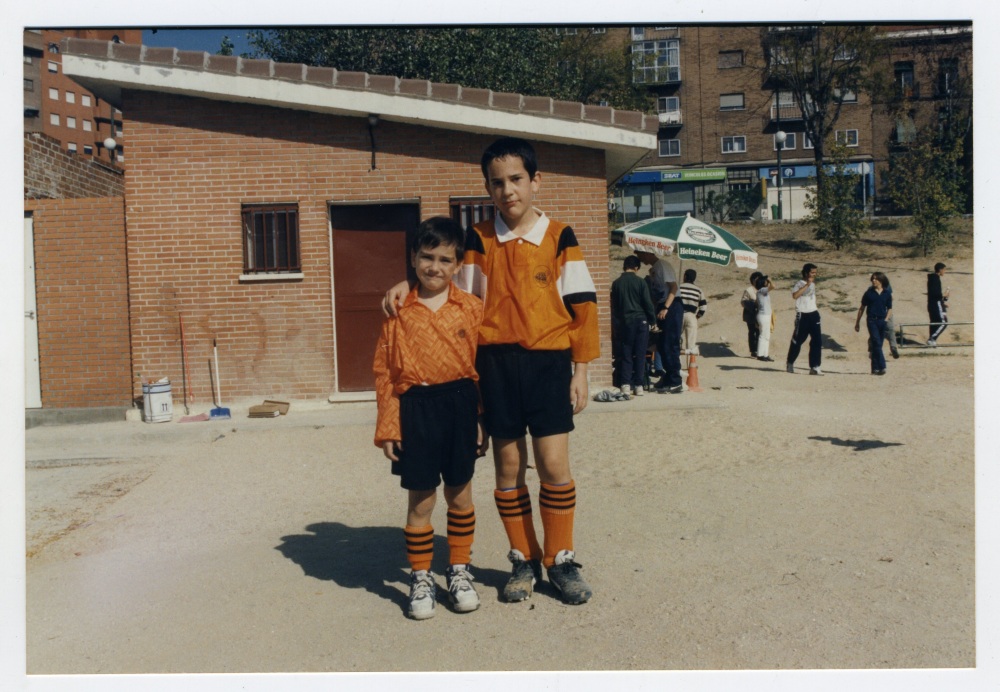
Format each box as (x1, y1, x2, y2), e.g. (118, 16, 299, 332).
(660, 168, 726, 183)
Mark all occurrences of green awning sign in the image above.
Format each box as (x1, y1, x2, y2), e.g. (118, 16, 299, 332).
(659, 168, 727, 183)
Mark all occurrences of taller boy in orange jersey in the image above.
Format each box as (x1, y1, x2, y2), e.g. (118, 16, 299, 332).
(385, 137, 599, 604)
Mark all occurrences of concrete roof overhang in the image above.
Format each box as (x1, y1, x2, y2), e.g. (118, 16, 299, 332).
(62, 44, 657, 185)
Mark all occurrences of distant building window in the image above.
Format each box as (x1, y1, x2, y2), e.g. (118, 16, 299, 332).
(658, 96, 680, 113)
(82, 94, 92, 107)
(48, 42, 60, 53)
(895, 61, 916, 98)
(66, 91, 76, 104)
(83, 145, 93, 155)
(658, 139, 681, 157)
(67, 142, 77, 153)
(836, 129, 859, 147)
(834, 45, 857, 61)
(631, 27, 645, 40)
(803, 132, 815, 149)
(24, 54, 33, 64)
(591, 28, 606, 34)
(775, 133, 796, 150)
(67, 116, 76, 129)
(632, 39, 681, 83)
(47, 61, 58, 73)
(49, 113, 59, 126)
(718, 50, 744, 69)
(939, 58, 959, 95)
(554, 28, 578, 35)
(720, 93, 745, 111)
(242, 204, 301, 274)
(24, 78, 33, 91)
(450, 198, 496, 229)
(83, 120, 92, 132)
(49, 87, 59, 100)
(833, 88, 857, 103)
(722, 136, 747, 154)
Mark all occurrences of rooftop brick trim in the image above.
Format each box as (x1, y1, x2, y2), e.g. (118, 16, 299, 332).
(60, 37, 652, 135)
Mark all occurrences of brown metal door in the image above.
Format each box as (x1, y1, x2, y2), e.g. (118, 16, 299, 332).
(331, 203, 419, 392)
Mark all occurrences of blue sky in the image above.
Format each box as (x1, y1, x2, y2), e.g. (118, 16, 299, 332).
(141, 28, 256, 56)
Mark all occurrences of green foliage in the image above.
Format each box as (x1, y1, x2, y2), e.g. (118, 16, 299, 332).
(803, 143, 866, 250)
(699, 188, 760, 223)
(247, 27, 649, 109)
(884, 128, 965, 256)
(217, 36, 235, 57)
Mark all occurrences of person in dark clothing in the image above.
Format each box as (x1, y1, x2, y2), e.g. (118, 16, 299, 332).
(927, 262, 949, 346)
(636, 251, 683, 393)
(611, 255, 656, 396)
(854, 271, 893, 375)
(741, 271, 763, 358)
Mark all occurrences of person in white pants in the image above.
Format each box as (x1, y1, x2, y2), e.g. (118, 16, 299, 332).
(755, 274, 775, 361)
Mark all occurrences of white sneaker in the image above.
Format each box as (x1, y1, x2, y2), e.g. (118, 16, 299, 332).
(926, 339, 937, 347)
(809, 367, 824, 376)
(634, 386, 644, 397)
(408, 570, 436, 620)
(445, 564, 480, 613)
(620, 384, 632, 396)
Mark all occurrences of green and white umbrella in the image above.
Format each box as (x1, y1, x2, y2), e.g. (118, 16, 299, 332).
(621, 214, 758, 269)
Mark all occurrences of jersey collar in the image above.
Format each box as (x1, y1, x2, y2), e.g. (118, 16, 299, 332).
(494, 209, 548, 246)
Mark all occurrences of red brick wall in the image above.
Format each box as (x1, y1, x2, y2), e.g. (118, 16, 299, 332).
(24, 133, 123, 199)
(123, 91, 613, 401)
(24, 196, 133, 408)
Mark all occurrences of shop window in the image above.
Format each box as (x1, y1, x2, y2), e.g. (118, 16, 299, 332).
(242, 204, 301, 274)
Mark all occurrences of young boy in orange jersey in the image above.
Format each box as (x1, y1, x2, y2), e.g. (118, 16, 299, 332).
(385, 137, 599, 605)
(373, 217, 488, 620)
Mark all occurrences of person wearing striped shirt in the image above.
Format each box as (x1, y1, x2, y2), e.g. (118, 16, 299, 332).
(678, 268, 707, 356)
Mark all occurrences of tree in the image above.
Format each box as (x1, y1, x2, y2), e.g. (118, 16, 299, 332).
(247, 27, 647, 110)
(803, 143, 867, 250)
(217, 36, 235, 56)
(884, 128, 965, 256)
(756, 26, 887, 206)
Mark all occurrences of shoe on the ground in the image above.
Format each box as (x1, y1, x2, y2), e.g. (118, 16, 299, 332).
(445, 564, 480, 613)
(546, 550, 592, 605)
(757, 356, 774, 362)
(750, 352, 757, 358)
(786, 363, 795, 374)
(669, 385, 684, 394)
(891, 349, 900, 359)
(926, 339, 937, 347)
(503, 549, 542, 603)
(620, 384, 632, 396)
(408, 570, 436, 620)
(809, 367, 824, 376)
(634, 386, 644, 397)
(875, 370, 886, 376)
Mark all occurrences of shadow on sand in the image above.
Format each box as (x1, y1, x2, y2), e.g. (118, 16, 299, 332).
(809, 436, 904, 452)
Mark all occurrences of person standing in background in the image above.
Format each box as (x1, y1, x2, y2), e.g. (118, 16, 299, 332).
(741, 272, 762, 358)
(927, 262, 949, 347)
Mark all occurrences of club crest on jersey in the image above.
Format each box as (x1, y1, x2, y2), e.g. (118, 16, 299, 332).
(533, 266, 551, 288)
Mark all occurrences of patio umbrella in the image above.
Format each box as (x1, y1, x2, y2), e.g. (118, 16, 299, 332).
(621, 214, 758, 269)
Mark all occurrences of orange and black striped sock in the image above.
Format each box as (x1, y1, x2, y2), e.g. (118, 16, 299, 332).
(446, 506, 475, 566)
(539, 480, 576, 568)
(494, 486, 542, 561)
(404, 524, 434, 572)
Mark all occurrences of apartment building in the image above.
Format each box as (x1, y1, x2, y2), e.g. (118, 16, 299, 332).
(23, 28, 141, 163)
(609, 23, 971, 223)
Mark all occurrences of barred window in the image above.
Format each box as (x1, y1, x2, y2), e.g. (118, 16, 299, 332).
(450, 198, 495, 229)
(242, 204, 301, 273)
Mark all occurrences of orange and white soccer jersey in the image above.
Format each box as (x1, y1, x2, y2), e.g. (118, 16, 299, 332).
(372, 283, 483, 447)
(455, 212, 599, 363)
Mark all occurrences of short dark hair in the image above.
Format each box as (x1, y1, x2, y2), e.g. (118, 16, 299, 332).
(623, 255, 641, 271)
(411, 216, 466, 260)
(481, 137, 538, 179)
(802, 263, 818, 278)
(683, 268, 697, 283)
(934, 262, 947, 272)
(750, 271, 762, 283)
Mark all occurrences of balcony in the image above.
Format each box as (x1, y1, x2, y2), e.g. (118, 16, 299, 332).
(769, 101, 811, 122)
(657, 110, 683, 126)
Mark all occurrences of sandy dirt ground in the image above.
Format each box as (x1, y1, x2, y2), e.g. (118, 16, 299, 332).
(14, 221, 989, 688)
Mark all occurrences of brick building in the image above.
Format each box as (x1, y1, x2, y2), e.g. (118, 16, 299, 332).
(605, 23, 971, 222)
(51, 38, 655, 410)
(23, 29, 141, 163)
(24, 132, 130, 420)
